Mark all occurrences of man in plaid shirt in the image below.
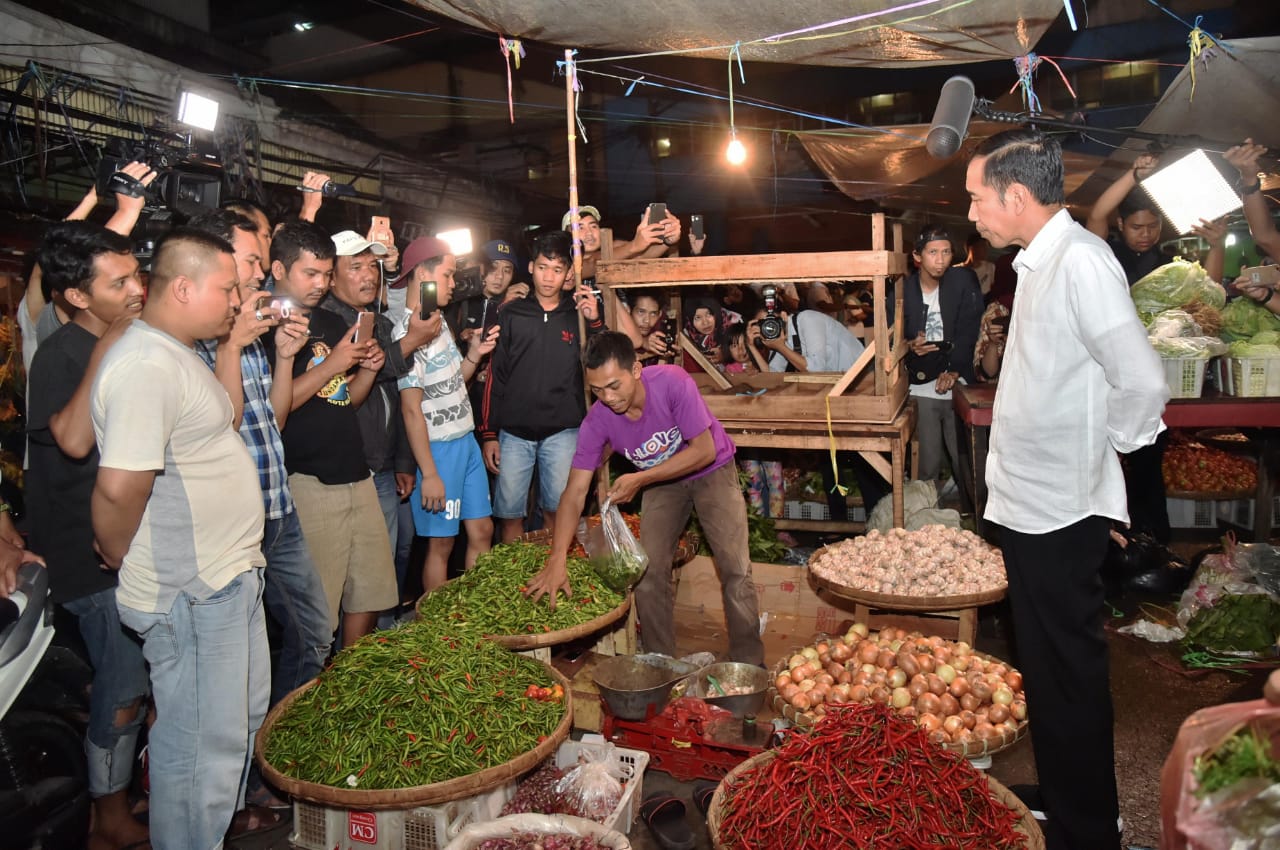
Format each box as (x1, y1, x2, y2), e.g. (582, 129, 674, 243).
(190, 210, 332, 706)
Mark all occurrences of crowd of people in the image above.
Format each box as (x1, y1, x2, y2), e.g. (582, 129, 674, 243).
(0, 129, 1276, 850)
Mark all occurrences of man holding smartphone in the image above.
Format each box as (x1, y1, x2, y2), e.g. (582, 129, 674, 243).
(267, 222, 398, 648)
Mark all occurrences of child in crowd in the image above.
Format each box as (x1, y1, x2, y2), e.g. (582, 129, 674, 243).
(720, 324, 783, 519)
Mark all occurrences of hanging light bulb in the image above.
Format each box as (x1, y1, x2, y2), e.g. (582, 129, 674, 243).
(725, 132, 747, 166)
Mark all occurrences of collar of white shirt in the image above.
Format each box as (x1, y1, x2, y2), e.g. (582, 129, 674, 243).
(1012, 208, 1073, 276)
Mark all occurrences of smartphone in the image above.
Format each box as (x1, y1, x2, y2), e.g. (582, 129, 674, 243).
(934, 340, 954, 352)
(646, 202, 667, 226)
(690, 214, 704, 241)
(270, 298, 294, 320)
(991, 316, 1010, 333)
(354, 311, 375, 342)
(368, 215, 393, 248)
(419, 279, 439, 319)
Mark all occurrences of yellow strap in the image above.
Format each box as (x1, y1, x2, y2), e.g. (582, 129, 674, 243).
(824, 395, 848, 497)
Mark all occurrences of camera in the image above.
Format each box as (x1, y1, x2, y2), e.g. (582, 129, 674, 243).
(759, 285, 785, 341)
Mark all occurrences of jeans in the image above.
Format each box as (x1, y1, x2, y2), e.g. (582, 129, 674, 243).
(118, 569, 269, 850)
(262, 510, 332, 706)
(492, 428, 579, 519)
(372, 469, 400, 545)
(636, 463, 764, 665)
(62, 587, 150, 797)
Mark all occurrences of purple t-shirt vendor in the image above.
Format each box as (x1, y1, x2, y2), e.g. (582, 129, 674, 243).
(524, 332, 764, 665)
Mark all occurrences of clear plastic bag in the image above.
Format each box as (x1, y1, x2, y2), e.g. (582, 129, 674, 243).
(1160, 698, 1280, 850)
(553, 743, 627, 823)
(577, 501, 649, 593)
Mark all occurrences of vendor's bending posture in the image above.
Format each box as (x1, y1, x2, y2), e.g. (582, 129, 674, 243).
(525, 332, 764, 666)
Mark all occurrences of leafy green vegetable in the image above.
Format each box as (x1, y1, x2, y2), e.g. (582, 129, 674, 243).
(1221, 298, 1280, 341)
(1185, 593, 1280, 653)
(1227, 330, 1280, 358)
(1131, 259, 1226, 324)
(1193, 725, 1280, 796)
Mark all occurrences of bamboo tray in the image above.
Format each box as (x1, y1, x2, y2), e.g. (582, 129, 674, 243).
(707, 749, 1044, 850)
(767, 635, 1027, 759)
(808, 545, 1008, 611)
(255, 663, 573, 810)
(415, 588, 631, 650)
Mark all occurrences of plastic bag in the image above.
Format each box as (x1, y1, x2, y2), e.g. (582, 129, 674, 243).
(577, 500, 649, 593)
(553, 743, 627, 823)
(1131, 259, 1226, 324)
(1160, 698, 1280, 850)
(1177, 537, 1263, 630)
(867, 480, 961, 533)
(443, 814, 632, 850)
(1149, 309, 1203, 339)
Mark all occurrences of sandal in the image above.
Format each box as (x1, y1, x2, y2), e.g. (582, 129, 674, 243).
(639, 791, 695, 850)
(692, 779, 719, 817)
(227, 804, 288, 840)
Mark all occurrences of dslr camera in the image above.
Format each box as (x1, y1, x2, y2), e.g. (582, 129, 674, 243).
(759, 285, 785, 341)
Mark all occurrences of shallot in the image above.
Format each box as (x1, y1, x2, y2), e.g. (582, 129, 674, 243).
(810, 525, 1006, 597)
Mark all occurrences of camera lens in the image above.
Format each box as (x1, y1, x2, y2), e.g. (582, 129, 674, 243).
(760, 315, 784, 340)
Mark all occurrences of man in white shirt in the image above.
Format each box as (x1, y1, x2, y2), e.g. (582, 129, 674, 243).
(966, 129, 1167, 850)
(92, 229, 268, 850)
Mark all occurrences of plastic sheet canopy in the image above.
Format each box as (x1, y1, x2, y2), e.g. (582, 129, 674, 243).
(408, 0, 1065, 66)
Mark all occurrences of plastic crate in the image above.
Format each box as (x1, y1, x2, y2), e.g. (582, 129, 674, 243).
(1223, 356, 1280, 397)
(552, 735, 649, 834)
(1166, 497, 1219, 529)
(1216, 496, 1280, 529)
(290, 784, 512, 850)
(781, 501, 868, 522)
(1161, 356, 1207, 399)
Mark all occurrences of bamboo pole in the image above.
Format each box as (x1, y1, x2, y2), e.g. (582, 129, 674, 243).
(564, 49, 591, 410)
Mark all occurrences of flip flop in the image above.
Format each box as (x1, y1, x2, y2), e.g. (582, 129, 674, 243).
(692, 779, 719, 817)
(227, 804, 288, 840)
(640, 791, 695, 850)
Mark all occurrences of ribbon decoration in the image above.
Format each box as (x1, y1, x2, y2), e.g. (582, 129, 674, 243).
(555, 51, 589, 145)
(499, 37, 525, 123)
(727, 42, 745, 135)
(823, 396, 849, 498)
(1186, 17, 1217, 102)
(1008, 53, 1078, 115)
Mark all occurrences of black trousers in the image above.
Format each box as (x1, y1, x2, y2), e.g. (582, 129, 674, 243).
(1124, 433, 1170, 544)
(996, 516, 1122, 850)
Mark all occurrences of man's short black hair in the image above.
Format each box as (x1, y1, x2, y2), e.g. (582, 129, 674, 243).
(271, 220, 335, 271)
(35, 221, 135, 296)
(150, 228, 234, 294)
(971, 128, 1066, 207)
(629, 289, 666, 311)
(584, 331, 637, 371)
(221, 197, 271, 225)
(1118, 187, 1160, 222)
(914, 225, 952, 254)
(187, 209, 258, 246)
(531, 230, 572, 265)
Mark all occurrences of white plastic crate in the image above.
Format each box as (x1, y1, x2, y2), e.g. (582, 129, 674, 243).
(1161, 356, 1207, 399)
(290, 784, 512, 850)
(782, 500, 868, 522)
(1166, 497, 1219, 529)
(1222, 356, 1280, 397)
(552, 735, 649, 834)
(1216, 496, 1280, 529)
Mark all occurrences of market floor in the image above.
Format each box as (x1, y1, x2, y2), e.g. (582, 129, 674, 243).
(231, 541, 1269, 850)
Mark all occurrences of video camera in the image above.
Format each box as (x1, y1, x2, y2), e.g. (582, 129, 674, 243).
(96, 128, 222, 216)
(759, 285, 785, 341)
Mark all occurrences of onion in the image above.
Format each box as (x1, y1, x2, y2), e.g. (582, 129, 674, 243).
(930, 729, 950, 746)
(935, 663, 957, 685)
(1010, 701, 1028, 722)
(899, 706, 917, 719)
(801, 647, 820, 662)
(890, 687, 912, 709)
(1005, 670, 1023, 692)
(830, 643, 853, 663)
(888, 668, 907, 689)
(942, 715, 965, 737)
(917, 712, 942, 734)
(774, 674, 792, 690)
(948, 677, 970, 698)
(791, 692, 812, 712)
(789, 654, 807, 670)
(849, 684, 870, 703)
(876, 650, 897, 670)
(987, 704, 1010, 724)
(779, 682, 798, 701)
(917, 693, 941, 716)
(974, 721, 999, 742)
(815, 641, 830, 656)
(791, 663, 815, 684)
(797, 679, 815, 693)
(960, 693, 981, 712)
(816, 672, 835, 687)
(837, 670, 852, 686)
(939, 693, 960, 717)
(991, 687, 1014, 706)
(926, 673, 947, 697)
(896, 652, 920, 678)
(870, 686, 890, 704)
(970, 680, 993, 702)
(916, 654, 935, 674)
(860, 663, 877, 676)
(907, 677, 928, 699)
(856, 642, 880, 665)
(848, 622, 869, 638)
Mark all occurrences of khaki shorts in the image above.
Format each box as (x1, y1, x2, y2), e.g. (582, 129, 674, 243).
(288, 473, 398, 630)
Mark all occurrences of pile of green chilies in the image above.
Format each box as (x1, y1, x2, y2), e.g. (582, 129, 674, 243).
(262, 617, 565, 790)
(717, 702, 1025, 849)
(417, 541, 625, 635)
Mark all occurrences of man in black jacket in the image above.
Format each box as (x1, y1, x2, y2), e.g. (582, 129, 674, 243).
(898, 225, 983, 502)
(480, 230, 605, 542)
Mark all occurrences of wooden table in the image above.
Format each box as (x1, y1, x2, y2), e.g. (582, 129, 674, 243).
(954, 384, 1279, 540)
(720, 402, 917, 529)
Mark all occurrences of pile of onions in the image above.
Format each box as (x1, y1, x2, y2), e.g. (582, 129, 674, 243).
(809, 526, 1006, 597)
(770, 624, 1027, 749)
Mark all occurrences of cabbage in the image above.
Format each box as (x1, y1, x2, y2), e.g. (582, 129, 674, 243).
(1130, 259, 1227, 324)
(1227, 330, 1280, 358)
(1220, 298, 1280, 341)
(1149, 336, 1226, 359)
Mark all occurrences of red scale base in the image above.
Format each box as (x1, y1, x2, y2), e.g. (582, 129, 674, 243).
(601, 698, 777, 782)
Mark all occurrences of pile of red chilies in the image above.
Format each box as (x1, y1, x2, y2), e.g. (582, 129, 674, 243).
(717, 702, 1026, 849)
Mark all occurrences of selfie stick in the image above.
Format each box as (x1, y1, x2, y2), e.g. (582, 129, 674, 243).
(565, 49, 591, 410)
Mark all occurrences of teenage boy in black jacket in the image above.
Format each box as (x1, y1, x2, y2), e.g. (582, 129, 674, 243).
(479, 230, 605, 542)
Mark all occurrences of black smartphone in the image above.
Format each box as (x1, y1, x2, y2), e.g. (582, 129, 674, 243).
(690, 214, 704, 241)
(646, 202, 667, 226)
(934, 340, 954, 352)
(419, 279, 438, 319)
(991, 316, 1010, 333)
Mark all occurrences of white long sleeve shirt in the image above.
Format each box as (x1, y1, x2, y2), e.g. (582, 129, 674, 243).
(984, 209, 1168, 534)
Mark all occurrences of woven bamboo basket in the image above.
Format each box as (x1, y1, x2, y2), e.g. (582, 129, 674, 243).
(808, 543, 1008, 611)
(254, 662, 573, 810)
(767, 634, 1028, 758)
(706, 749, 1045, 850)
(415, 585, 632, 650)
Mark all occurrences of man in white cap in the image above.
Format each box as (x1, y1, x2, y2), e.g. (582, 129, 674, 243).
(322, 230, 440, 554)
(562, 204, 682, 286)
